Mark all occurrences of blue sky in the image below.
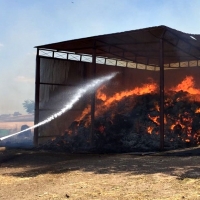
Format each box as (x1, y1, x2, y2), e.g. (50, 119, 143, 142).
(1, 0, 200, 114)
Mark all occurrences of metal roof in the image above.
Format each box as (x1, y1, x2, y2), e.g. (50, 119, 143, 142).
(36, 25, 200, 66)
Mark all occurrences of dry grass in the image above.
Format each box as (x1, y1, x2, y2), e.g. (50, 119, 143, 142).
(0, 148, 200, 200)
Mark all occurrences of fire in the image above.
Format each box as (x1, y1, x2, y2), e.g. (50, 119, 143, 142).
(76, 105, 91, 122)
(76, 81, 158, 121)
(147, 126, 154, 134)
(171, 76, 200, 95)
(72, 75, 200, 147)
(195, 108, 200, 113)
(100, 83, 157, 107)
(148, 114, 160, 125)
(96, 85, 107, 101)
(155, 103, 160, 112)
(170, 123, 185, 130)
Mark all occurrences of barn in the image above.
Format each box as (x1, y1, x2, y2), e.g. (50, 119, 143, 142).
(34, 25, 200, 152)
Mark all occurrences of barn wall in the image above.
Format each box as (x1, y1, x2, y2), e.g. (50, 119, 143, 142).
(38, 58, 88, 143)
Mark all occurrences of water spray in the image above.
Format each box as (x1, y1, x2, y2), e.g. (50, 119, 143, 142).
(0, 72, 118, 141)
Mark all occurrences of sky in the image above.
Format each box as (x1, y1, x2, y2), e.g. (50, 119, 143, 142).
(1, 0, 200, 115)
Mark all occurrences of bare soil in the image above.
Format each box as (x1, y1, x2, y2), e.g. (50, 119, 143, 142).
(0, 147, 200, 200)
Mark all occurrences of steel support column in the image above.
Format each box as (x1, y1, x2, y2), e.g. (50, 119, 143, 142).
(159, 39, 164, 150)
(34, 48, 40, 146)
(90, 46, 96, 145)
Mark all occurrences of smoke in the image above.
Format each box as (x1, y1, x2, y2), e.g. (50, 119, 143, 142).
(0, 72, 118, 141)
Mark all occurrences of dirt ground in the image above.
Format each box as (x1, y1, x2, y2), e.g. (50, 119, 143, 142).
(0, 147, 200, 200)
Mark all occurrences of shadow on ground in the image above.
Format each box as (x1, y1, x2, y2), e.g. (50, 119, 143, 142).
(0, 146, 200, 180)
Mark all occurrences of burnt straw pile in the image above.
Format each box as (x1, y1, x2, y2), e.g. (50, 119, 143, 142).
(38, 91, 200, 153)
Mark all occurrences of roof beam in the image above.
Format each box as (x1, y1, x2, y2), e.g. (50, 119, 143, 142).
(95, 39, 151, 65)
(149, 29, 200, 60)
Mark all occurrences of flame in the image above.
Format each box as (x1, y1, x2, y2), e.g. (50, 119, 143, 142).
(170, 121, 185, 130)
(76, 105, 91, 121)
(75, 76, 200, 145)
(164, 115, 167, 124)
(148, 114, 160, 125)
(147, 126, 154, 134)
(185, 139, 190, 143)
(101, 83, 157, 107)
(195, 108, 200, 113)
(96, 85, 107, 101)
(171, 76, 200, 95)
(67, 75, 200, 148)
(76, 81, 158, 121)
(155, 103, 160, 112)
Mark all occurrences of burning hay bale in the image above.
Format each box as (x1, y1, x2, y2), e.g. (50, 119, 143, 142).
(38, 76, 200, 153)
(38, 90, 200, 153)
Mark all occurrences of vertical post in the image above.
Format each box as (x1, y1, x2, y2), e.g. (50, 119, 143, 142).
(159, 38, 164, 150)
(34, 48, 40, 146)
(90, 45, 96, 145)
